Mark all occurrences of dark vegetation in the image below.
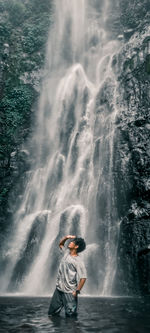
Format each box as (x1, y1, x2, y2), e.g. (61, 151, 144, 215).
(0, 0, 52, 232)
(120, 0, 150, 30)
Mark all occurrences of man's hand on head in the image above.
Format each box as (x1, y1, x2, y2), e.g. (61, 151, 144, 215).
(67, 235, 76, 239)
(59, 235, 76, 249)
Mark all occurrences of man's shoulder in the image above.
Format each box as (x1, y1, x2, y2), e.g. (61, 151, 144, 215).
(76, 254, 84, 264)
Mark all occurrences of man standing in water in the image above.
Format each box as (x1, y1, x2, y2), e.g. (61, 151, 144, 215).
(48, 235, 87, 317)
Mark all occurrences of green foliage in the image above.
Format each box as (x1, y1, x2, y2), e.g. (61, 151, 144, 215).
(22, 20, 50, 54)
(0, 188, 9, 203)
(145, 55, 150, 74)
(0, 85, 35, 157)
(0, 0, 52, 224)
(0, 15, 12, 48)
(27, 0, 52, 15)
(0, 0, 26, 26)
(8, 0, 26, 26)
(120, 0, 150, 29)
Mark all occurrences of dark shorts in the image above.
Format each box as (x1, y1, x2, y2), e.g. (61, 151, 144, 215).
(48, 288, 78, 317)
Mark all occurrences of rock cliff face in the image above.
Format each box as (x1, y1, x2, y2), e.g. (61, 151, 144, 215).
(120, 0, 150, 31)
(112, 25, 150, 294)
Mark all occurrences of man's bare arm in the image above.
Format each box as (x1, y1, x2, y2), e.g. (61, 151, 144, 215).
(59, 235, 76, 249)
(72, 278, 86, 296)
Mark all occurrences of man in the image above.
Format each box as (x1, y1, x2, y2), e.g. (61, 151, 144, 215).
(48, 234, 87, 317)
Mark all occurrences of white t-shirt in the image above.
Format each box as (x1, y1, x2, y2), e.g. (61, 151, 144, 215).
(56, 248, 87, 293)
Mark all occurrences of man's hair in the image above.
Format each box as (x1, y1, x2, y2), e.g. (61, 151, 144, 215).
(74, 237, 86, 253)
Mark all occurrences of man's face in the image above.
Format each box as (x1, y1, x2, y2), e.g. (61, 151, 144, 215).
(68, 241, 78, 250)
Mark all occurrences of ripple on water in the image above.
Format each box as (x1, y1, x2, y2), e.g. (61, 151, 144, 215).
(0, 297, 150, 333)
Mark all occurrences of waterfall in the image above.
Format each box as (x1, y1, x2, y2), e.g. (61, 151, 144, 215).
(0, 0, 121, 296)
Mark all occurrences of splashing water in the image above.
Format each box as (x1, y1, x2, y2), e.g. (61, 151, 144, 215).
(0, 0, 121, 296)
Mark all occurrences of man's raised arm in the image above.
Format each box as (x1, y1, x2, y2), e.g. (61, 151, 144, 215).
(59, 235, 76, 249)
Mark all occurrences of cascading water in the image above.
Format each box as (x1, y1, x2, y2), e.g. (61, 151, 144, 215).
(0, 0, 121, 296)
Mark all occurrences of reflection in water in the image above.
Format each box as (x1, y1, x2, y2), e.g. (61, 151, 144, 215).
(0, 297, 150, 333)
(49, 316, 84, 333)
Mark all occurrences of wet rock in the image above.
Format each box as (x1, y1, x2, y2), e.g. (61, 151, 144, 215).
(95, 77, 115, 114)
(119, 0, 150, 31)
(113, 217, 150, 295)
(8, 210, 49, 290)
(124, 29, 135, 41)
(113, 24, 150, 294)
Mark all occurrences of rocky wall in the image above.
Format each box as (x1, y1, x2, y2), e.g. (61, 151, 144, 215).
(112, 26, 150, 294)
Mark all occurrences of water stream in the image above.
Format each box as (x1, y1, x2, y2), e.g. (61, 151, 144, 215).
(0, 0, 121, 296)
